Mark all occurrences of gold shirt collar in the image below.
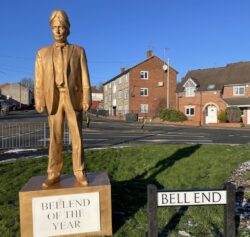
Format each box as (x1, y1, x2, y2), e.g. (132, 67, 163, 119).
(54, 42, 68, 48)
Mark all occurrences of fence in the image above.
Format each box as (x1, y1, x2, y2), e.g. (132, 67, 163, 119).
(0, 122, 71, 150)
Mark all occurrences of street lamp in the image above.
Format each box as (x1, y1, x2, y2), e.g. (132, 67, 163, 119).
(163, 58, 170, 109)
(19, 82, 22, 109)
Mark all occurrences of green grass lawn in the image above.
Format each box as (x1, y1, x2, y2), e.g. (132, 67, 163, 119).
(0, 144, 250, 236)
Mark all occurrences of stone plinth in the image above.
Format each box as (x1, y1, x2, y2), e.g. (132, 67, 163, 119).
(19, 172, 112, 237)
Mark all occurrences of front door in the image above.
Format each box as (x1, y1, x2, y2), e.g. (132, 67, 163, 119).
(206, 105, 217, 124)
(113, 106, 117, 116)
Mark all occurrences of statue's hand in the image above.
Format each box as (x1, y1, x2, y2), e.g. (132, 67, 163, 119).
(36, 105, 45, 113)
(83, 103, 90, 112)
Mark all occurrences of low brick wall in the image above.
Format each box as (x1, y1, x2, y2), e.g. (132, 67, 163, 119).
(152, 118, 200, 126)
(207, 123, 242, 128)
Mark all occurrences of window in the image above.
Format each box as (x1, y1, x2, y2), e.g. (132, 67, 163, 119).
(140, 104, 148, 113)
(185, 106, 195, 116)
(140, 71, 149, 79)
(113, 85, 117, 93)
(233, 85, 245, 96)
(183, 78, 197, 97)
(119, 91, 123, 98)
(124, 90, 128, 99)
(158, 81, 164, 87)
(140, 88, 148, 96)
(185, 87, 195, 97)
(108, 83, 111, 89)
(124, 74, 129, 82)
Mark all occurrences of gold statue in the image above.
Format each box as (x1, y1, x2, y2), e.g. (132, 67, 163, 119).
(34, 10, 92, 188)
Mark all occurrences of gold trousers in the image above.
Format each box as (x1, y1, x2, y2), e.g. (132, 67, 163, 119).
(47, 90, 84, 178)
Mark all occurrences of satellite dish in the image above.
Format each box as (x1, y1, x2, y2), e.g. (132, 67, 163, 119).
(162, 64, 168, 71)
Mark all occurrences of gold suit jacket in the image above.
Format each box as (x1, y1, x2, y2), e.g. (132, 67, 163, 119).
(34, 44, 91, 115)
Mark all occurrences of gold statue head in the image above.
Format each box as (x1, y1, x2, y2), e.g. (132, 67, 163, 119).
(50, 10, 70, 43)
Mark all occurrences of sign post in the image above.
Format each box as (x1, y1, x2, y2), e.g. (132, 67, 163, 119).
(224, 182, 236, 237)
(147, 184, 157, 237)
(147, 183, 236, 237)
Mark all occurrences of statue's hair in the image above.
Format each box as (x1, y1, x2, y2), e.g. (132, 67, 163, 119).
(50, 10, 70, 34)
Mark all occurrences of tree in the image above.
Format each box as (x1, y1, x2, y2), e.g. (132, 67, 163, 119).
(155, 98, 166, 116)
(20, 78, 34, 92)
(225, 106, 241, 123)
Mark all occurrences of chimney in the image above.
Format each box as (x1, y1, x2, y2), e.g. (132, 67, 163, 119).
(146, 50, 153, 58)
(121, 67, 126, 73)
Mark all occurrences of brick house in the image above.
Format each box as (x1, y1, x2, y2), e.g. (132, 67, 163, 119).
(91, 86, 103, 109)
(176, 62, 250, 126)
(103, 50, 177, 119)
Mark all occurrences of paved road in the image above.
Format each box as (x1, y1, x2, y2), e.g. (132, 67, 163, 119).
(1, 110, 250, 153)
(84, 120, 250, 148)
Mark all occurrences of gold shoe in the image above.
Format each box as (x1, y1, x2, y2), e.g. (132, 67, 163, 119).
(75, 174, 88, 186)
(42, 176, 60, 188)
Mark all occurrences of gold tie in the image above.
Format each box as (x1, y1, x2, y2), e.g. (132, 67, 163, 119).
(55, 46, 64, 86)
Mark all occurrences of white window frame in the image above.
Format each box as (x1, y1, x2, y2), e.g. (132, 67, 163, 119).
(124, 90, 128, 99)
(233, 85, 245, 96)
(113, 84, 117, 93)
(140, 71, 149, 80)
(185, 87, 195, 97)
(140, 104, 148, 113)
(185, 106, 195, 116)
(140, 88, 148, 96)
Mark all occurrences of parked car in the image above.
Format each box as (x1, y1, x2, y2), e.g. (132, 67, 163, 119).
(6, 100, 19, 111)
(0, 99, 9, 116)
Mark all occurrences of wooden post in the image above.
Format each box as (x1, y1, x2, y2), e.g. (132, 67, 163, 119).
(147, 184, 158, 237)
(224, 182, 236, 237)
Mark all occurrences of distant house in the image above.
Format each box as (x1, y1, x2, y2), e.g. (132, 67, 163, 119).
(176, 62, 250, 126)
(0, 83, 33, 107)
(103, 50, 178, 119)
(91, 86, 103, 109)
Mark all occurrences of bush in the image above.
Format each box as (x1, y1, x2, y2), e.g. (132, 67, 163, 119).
(218, 110, 227, 123)
(225, 106, 241, 123)
(160, 108, 187, 122)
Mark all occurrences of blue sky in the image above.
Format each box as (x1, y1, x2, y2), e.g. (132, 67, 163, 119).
(1, 0, 250, 87)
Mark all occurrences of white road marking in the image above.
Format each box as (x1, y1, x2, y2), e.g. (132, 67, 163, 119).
(84, 138, 108, 141)
(4, 148, 37, 154)
(167, 132, 209, 135)
(84, 132, 103, 135)
(156, 134, 205, 138)
(140, 139, 213, 143)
